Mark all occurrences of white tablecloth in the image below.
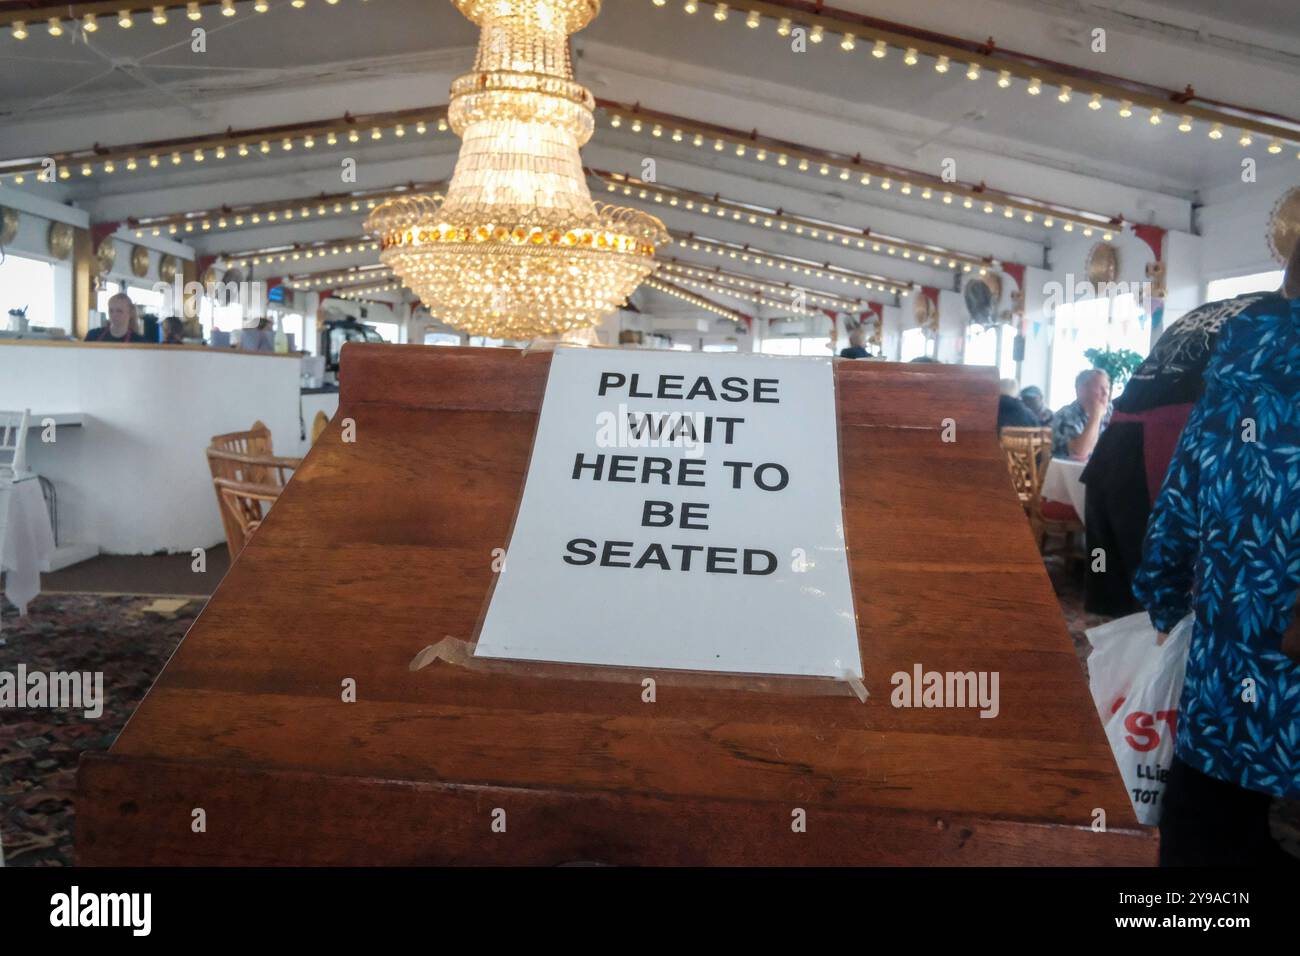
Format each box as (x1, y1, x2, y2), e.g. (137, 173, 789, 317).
(1042, 457, 1087, 523)
(0, 477, 56, 620)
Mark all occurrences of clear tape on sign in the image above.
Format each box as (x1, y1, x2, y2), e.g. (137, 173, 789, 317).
(408, 635, 870, 702)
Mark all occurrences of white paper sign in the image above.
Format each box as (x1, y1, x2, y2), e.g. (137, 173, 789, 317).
(474, 347, 862, 679)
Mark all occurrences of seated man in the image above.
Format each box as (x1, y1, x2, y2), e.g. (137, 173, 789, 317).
(1051, 368, 1111, 460)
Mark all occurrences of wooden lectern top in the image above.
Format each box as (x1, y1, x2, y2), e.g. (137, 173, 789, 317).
(77, 344, 1155, 865)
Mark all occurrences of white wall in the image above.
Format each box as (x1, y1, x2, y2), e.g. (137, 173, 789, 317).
(1197, 181, 1294, 288)
(0, 342, 302, 555)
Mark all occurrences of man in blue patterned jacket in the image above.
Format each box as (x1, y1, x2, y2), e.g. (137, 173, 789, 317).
(1134, 242, 1300, 867)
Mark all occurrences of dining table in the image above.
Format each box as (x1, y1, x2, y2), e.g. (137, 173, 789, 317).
(1041, 456, 1088, 524)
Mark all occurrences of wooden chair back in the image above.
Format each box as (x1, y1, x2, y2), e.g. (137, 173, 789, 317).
(213, 477, 283, 556)
(310, 410, 330, 445)
(206, 422, 302, 557)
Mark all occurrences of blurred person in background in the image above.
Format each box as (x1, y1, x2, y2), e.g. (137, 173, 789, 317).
(1019, 385, 1053, 426)
(84, 292, 147, 343)
(997, 378, 1040, 432)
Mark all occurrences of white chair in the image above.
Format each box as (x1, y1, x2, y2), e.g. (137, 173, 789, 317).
(0, 408, 31, 480)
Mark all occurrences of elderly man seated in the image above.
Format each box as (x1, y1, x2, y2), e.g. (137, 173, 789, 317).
(1052, 368, 1111, 460)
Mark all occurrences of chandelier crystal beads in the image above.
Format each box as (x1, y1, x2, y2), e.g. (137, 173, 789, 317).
(367, 0, 667, 338)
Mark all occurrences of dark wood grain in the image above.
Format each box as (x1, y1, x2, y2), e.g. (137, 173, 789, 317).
(76, 344, 1155, 865)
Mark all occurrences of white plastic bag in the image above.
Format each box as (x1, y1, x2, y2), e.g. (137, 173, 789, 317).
(1085, 611, 1193, 826)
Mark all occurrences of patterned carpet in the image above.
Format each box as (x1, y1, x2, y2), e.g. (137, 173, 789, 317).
(0, 594, 196, 866)
(1, 576, 1295, 865)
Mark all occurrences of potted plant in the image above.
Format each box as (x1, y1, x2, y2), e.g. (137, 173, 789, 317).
(1084, 346, 1143, 398)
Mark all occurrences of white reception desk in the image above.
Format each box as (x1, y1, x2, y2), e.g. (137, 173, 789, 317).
(0, 340, 306, 556)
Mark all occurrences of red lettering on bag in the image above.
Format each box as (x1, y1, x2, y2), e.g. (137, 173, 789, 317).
(1123, 712, 1160, 752)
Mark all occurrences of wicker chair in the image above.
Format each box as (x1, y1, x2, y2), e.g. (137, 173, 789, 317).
(999, 426, 1083, 554)
(212, 478, 284, 556)
(206, 422, 302, 556)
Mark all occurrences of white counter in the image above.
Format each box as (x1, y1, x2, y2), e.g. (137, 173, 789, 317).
(0, 341, 303, 555)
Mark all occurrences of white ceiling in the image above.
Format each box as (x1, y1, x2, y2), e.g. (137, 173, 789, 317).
(0, 0, 1296, 314)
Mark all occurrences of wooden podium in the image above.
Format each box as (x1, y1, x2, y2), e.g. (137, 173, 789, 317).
(77, 345, 1156, 865)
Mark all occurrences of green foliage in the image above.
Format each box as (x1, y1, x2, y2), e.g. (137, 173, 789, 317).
(1085, 346, 1144, 395)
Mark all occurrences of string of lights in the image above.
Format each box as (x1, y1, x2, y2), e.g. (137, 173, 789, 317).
(123, 183, 446, 238)
(657, 259, 867, 312)
(643, 276, 751, 322)
(2, 1, 374, 38)
(672, 231, 914, 296)
(0, 107, 451, 182)
(3, 100, 1121, 239)
(648, 0, 1300, 158)
(284, 266, 395, 291)
(591, 168, 998, 272)
(220, 237, 382, 270)
(601, 100, 1125, 234)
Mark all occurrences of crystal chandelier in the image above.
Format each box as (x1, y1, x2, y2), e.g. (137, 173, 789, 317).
(367, 0, 668, 339)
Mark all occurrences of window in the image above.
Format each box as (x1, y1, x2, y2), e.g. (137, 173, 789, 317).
(95, 281, 122, 315)
(964, 324, 1018, 379)
(759, 336, 830, 356)
(1049, 292, 1148, 410)
(1206, 270, 1284, 302)
(702, 342, 739, 352)
(899, 327, 934, 362)
(125, 284, 168, 317)
(2, 253, 58, 330)
(199, 296, 245, 335)
(964, 324, 998, 368)
(425, 332, 462, 347)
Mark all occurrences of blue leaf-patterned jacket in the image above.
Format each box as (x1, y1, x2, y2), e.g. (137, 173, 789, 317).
(1134, 292, 1300, 799)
